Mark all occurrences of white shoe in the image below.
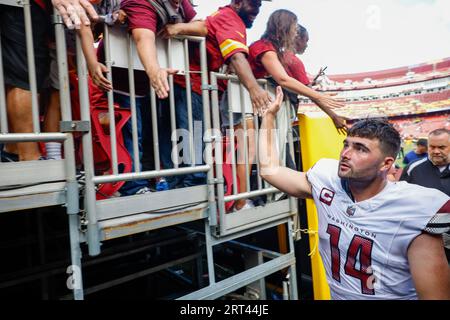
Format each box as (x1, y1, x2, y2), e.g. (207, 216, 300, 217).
(233, 200, 255, 212)
(242, 200, 255, 209)
(135, 187, 153, 195)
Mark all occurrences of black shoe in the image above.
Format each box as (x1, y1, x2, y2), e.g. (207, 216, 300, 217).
(1, 151, 19, 162)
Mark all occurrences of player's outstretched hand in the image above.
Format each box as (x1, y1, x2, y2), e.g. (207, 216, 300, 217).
(263, 86, 284, 117)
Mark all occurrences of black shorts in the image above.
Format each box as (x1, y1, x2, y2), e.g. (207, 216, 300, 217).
(0, 3, 50, 91)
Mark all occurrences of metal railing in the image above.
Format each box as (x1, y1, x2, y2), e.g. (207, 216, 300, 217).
(0, 8, 300, 299)
(209, 73, 298, 237)
(0, 3, 83, 299)
(80, 25, 216, 257)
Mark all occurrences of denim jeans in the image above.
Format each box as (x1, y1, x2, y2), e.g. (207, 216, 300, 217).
(114, 92, 150, 195)
(159, 84, 206, 188)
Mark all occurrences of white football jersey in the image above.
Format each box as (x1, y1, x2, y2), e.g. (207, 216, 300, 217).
(306, 159, 450, 300)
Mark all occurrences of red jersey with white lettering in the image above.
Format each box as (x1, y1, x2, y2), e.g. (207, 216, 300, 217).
(306, 159, 450, 300)
(174, 5, 248, 95)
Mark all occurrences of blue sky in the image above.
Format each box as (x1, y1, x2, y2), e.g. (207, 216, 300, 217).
(194, 0, 450, 75)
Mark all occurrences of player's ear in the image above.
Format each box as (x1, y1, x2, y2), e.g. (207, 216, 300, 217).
(380, 157, 395, 172)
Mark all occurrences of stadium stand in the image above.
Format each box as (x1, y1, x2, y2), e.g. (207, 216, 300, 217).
(324, 57, 450, 89)
(299, 58, 450, 140)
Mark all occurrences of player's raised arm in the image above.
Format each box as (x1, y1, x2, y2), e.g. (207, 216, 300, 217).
(259, 87, 312, 199)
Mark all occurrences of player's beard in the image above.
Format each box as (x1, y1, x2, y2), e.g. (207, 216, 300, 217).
(338, 160, 354, 178)
(338, 161, 382, 187)
(237, 10, 255, 28)
(338, 160, 369, 180)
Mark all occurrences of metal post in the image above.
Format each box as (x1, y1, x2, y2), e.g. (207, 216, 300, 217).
(0, 25, 8, 133)
(287, 219, 299, 299)
(286, 102, 296, 166)
(75, 34, 100, 256)
(103, 25, 119, 175)
(198, 39, 218, 230)
(150, 86, 160, 170)
(227, 88, 238, 195)
(254, 114, 262, 190)
(209, 73, 225, 232)
(64, 134, 84, 299)
(167, 38, 178, 169)
(23, 0, 40, 132)
(55, 10, 84, 297)
(282, 279, 289, 300)
(92, 164, 209, 184)
(256, 81, 269, 191)
(239, 85, 250, 193)
(127, 34, 140, 172)
(183, 38, 195, 167)
(54, 13, 71, 121)
(286, 101, 298, 214)
(168, 75, 179, 169)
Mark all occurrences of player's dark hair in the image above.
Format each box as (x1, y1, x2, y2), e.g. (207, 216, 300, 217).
(348, 119, 401, 158)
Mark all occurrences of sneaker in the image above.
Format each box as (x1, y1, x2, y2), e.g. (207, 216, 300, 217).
(1, 151, 19, 162)
(46, 156, 61, 160)
(233, 199, 255, 212)
(241, 200, 255, 210)
(135, 186, 153, 195)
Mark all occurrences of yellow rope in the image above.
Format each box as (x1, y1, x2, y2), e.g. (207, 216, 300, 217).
(299, 228, 319, 257)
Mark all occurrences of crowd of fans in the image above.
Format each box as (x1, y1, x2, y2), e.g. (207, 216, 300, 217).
(1, 0, 448, 195)
(1, 0, 345, 198)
